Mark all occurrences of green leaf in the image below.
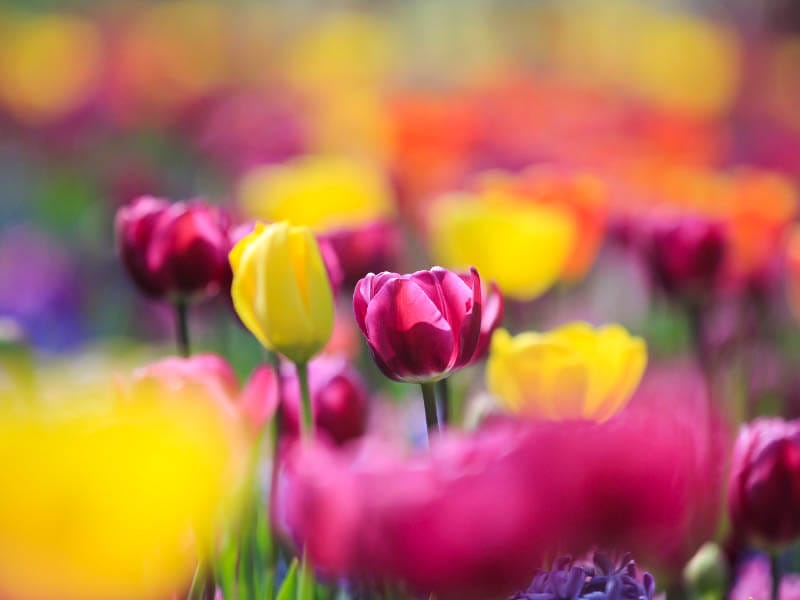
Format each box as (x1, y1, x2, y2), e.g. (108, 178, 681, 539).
(297, 550, 315, 600)
(276, 559, 298, 600)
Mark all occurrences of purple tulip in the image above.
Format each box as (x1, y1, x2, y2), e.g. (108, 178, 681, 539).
(322, 220, 402, 288)
(353, 267, 484, 382)
(729, 418, 800, 547)
(116, 196, 231, 301)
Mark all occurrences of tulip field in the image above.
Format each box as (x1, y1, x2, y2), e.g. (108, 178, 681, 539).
(3, 1, 800, 599)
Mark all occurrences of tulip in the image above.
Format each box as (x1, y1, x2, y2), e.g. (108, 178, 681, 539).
(280, 356, 369, 445)
(429, 193, 575, 301)
(238, 155, 394, 231)
(642, 214, 727, 302)
(321, 220, 401, 288)
(278, 396, 723, 599)
(487, 323, 647, 422)
(116, 196, 231, 302)
(353, 267, 484, 384)
(230, 221, 334, 366)
(0, 362, 248, 600)
(728, 418, 800, 547)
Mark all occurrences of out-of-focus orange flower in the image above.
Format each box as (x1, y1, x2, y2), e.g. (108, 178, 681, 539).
(0, 13, 102, 125)
(478, 166, 609, 282)
(784, 225, 800, 321)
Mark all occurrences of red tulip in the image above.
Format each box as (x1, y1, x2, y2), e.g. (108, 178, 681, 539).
(280, 356, 369, 445)
(353, 267, 484, 382)
(116, 196, 231, 301)
(729, 418, 800, 547)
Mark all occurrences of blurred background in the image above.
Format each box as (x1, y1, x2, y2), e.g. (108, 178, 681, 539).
(2, 0, 800, 372)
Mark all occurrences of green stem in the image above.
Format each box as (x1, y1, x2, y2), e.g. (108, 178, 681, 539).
(187, 559, 206, 600)
(436, 378, 450, 427)
(772, 552, 781, 600)
(175, 298, 191, 357)
(420, 382, 439, 439)
(296, 362, 315, 440)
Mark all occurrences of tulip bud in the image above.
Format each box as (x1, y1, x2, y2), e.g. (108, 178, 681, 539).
(230, 222, 334, 365)
(116, 196, 231, 301)
(643, 215, 727, 302)
(487, 323, 647, 422)
(729, 418, 800, 547)
(353, 267, 485, 382)
(280, 356, 369, 445)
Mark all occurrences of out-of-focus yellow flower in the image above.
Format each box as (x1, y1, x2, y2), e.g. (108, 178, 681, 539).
(430, 193, 575, 301)
(239, 156, 394, 231)
(0, 370, 247, 600)
(0, 13, 102, 125)
(230, 222, 334, 364)
(487, 323, 647, 422)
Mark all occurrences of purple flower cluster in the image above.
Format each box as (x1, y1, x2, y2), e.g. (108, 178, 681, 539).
(510, 554, 655, 600)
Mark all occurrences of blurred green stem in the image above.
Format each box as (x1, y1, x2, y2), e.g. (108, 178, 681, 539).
(297, 362, 315, 440)
(420, 382, 439, 439)
(436, 378, 449, 427)
(175, 298, 190, 357)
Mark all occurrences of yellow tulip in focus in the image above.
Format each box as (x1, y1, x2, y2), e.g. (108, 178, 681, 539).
(238, 156, 394, 231)
(230, 222, 334, 364)
(430, 193, 575, 301)
(487, 323, 647, 422)
(0, 373, 247, 600)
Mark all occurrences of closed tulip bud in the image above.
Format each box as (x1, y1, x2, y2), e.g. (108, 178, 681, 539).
(487, 323, 647, 422)
(116, 196, 231, 301)
(644, 215, 727, 301)
(230, 222, 334, 365)
(280, 356, 369, 445)
(353, 267, 484, 383)
(729, 418, 800, 547)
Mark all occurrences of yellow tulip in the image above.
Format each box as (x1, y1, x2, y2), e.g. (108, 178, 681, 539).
(238, 155, 394, 231)
(430, 193, 575, 301)
(487, 323, 647, 422)
(0, 372, 247, 600)
(230, 222, 334, 364)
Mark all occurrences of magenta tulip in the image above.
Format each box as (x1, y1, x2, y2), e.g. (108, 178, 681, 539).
(729, 418, 800, 547)
(353, 267, 484, 382)
(322, 220, 401, 287)
(280, 356, 369, 445)
(116, 196, 231, 301)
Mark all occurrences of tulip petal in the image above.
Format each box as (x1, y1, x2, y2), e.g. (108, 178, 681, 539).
(470, 282, 504, 363)
(364, 277, 455, 381)
(230, 230, 274, 350)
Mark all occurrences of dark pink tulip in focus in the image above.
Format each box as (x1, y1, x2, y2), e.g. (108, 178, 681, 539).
(280, 356, 369, 445)
(277, 396, 724, 599)
(353, 267, 489, 382)
(116, 196, 231, 301)
(729, 418, 800, 547)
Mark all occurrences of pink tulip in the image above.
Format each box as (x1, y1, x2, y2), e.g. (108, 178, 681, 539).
(353, 267, 484, 382)
(280, 356, 369, 446)
(277, 393, 725, 599)
(729, 418, 800, 547)
(322, 220, 402, 288)
(116, 196, 231, 301)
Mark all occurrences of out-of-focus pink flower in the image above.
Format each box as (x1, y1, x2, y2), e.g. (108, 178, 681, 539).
(729, 418, 800, 547)
(280, 356, 369, 445)
(322, 220, 402, 288)
(643, 215, 727, 302)
(353, 267, 483, 382)
(278, 392, 725, 599)
(729, 554, 800, 600)
(470, 282, 503, 364)
(239, 364, 280, 433)
(116, 197, 231, 301)
(131, 353, 238, 403)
